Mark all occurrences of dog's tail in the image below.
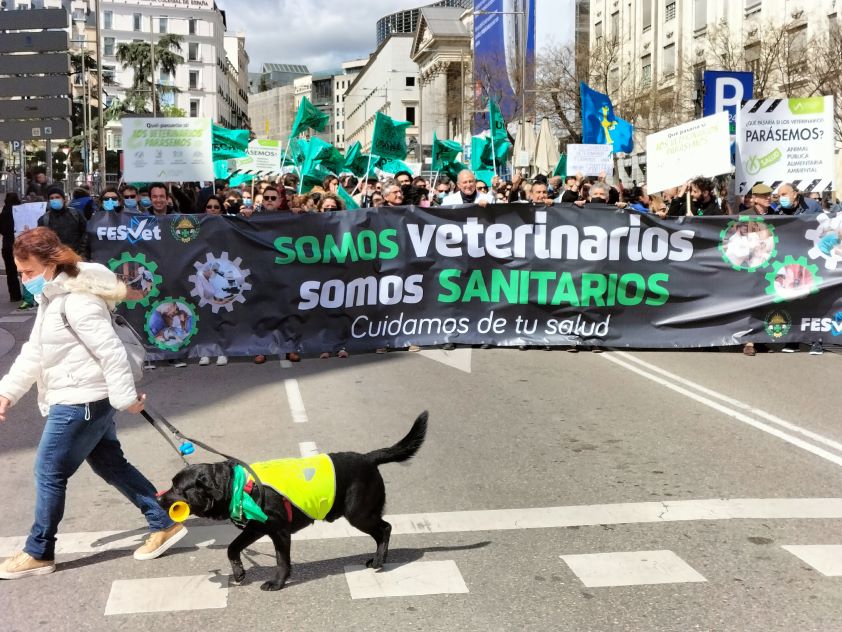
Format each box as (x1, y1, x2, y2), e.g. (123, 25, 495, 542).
(366, 411, 428, 466)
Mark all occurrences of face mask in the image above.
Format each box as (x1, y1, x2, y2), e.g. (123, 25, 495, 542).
(123, 198, 138, 210)
(591, 197, 607, 204)
(243, 198, 253, 207)
(140, 197, 152, 209)
(779, 196, 793, 209)
(23, 274, 47, 296)
(49, 199, 63, 210)
(436, 192, 446, 201)
(102, 199, 118, 212)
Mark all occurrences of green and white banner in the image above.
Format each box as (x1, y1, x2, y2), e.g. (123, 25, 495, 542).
(123, 117, 214, 182)
(735, 96, 835, 195)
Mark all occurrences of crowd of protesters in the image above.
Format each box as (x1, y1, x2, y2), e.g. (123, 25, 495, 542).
(4, 166, 837, 361)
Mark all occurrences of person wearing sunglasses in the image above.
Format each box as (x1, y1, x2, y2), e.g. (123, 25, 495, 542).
(204, 195, 225, 215)
(260, 185, 289, 213)
(120, 186, 139, 211)
(99, 188, 122, 213)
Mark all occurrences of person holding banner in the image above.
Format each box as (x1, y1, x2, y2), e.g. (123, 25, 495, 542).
(668, 177, 721, 217)
(442, 170, 495, 206)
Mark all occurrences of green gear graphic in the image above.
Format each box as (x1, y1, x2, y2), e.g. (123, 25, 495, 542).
(764, 255, 822, 303)
(718, 217, 778, 272)
(144, 296, 200, 351)
(107, 252, 163, 309)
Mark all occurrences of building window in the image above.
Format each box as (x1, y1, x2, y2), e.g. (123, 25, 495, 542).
(104, 37, 114, 56)
(642, 0, 652, 31)
(188, 42, 199, 61)
(102, 65, 115, 83)
(745, 42, 760, 75)
(595, 20, 603, 45)
(190, 99, 200, 117)
(406, 76, 415, 87)
(609, 67, 619, 95)
(663, 43, 676, 76)
(159, 17, 167, 33)
(103, 11, 112, 29)
(133, 13, 141, 31)
(641, 54, 652, 87)
(745, 0, 761, 16)
(189, 18, 197, 35)
(610, 11, 619, 37)
(189, 70, 199, 90)
(664, 2, 676, 22)
(405, 106, 416, 124)
(694, 0, 707, 32)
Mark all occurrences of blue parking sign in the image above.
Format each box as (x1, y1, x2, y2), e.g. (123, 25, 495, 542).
(703, 71, 754, 134)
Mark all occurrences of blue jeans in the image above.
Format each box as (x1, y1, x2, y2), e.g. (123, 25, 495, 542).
(25, 399, 174, 560)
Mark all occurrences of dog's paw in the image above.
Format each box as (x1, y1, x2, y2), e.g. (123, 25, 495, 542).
(229, 562, 245, 584)
(366, 557, 384, 570)
(260, 580, 283, 591)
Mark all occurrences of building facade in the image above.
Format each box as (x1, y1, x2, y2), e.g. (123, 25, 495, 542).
(376, 0, 471, 46)
(248, 84, 295, 141)
(333, 59, 368, 149)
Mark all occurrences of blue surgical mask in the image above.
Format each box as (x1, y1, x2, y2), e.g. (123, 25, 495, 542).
(244, 198, 253, 207)
(23, 274, 47, 296)
(102, 199, 118, 212)
(779, 196, 793, 209)
(123, 198, 138, 210)
(49, 199, 63, 210)
(140, 197, 152, 209)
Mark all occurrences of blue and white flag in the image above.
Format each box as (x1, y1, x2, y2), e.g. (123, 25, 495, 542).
(580, 82, 634, 153)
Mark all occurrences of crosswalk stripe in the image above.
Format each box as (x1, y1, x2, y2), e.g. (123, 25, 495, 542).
(344, 560, 469, 598)
(560, 550, 707, 588)
(104, 574, 229, 615)
(3, 497, 841, 558)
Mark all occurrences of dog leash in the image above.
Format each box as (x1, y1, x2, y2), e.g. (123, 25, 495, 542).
(140, 405, 267, 511)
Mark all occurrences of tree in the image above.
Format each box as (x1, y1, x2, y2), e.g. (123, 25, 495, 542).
(115, 34, 184, 114)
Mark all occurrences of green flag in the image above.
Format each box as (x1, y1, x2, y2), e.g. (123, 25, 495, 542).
(440, 159, 466, 182)
(290, 96, 330, 139)
(344, 141, 376, 178)
(212, 124, 249, 161)
(470, 136, 489, 172)
(552, 154, 567, 178)
(488, 98, 508, 144)
(475, 169, 496, 188)
(371, 112, 410, 160)
(431, 132, 462, 172)
(336, 185, 360, 210)
(377, 157, 413, 176)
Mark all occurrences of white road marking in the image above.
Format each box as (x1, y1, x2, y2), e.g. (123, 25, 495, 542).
(781, 545, 842, 576)
(280, 359, 292, 369)
(4, 498, 842, 557)
(600, 352, 842, 468)
(417, 348, 473, 373)
(344, 560, 469, 599)
(614, 351, 842, 454)
(560, 550, 707, 588)
(284, 379, 308, 423)
(104, 574, 228, 615)
(0, 315, 34, 323)
(299, 441, 319, 457)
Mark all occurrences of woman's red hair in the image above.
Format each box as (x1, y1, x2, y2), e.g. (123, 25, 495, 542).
(14, 227, 81, 278)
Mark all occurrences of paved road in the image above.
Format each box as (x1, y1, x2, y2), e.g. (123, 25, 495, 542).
(1, 300, 841, 631)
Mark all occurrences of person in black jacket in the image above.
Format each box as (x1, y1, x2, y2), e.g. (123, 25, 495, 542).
(668, 176, 721, 216)
(0, 192, 23, 302)
(36, 187, 88, 259)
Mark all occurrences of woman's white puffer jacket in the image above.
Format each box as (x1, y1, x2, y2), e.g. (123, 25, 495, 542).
(0, 262, 137, 415)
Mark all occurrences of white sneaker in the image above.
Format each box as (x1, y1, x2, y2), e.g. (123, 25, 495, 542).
(143, 361, 156, 370)
(810, 342, 824, 356)
(216, 356, 228, 366)
(172, 360, 187, 368)
(198, 356, 210, 366)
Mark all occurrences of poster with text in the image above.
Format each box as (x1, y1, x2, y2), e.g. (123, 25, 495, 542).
(566, 144, 614, 178)
(735, 96, 834, 195)
(122, 117, 214, 182)
(646, 112, 731, 193)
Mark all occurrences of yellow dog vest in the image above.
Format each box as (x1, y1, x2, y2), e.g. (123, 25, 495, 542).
(248, 454, 336, 521)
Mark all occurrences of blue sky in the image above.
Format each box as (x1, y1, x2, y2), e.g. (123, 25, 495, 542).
(217, 0, 571, 73)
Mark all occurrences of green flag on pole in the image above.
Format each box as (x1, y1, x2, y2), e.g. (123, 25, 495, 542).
(431, 132, 463, 172)
(370, 112, 410, 160)
(377, 157, 414, 176)
(336, 185, 360, 209)
(552, 154, 567, 178)
(290, 96, 330, 139)
(488, 98, 508, 144)
(212, 124, 249, 161)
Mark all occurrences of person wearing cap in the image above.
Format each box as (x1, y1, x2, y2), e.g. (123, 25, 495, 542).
(746, 183, 773, 215)
(36, 187, 88, 259)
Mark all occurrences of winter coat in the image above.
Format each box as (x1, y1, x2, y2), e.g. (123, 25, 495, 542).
(37, 206, 89, 258)
(0, 262, 137, 415)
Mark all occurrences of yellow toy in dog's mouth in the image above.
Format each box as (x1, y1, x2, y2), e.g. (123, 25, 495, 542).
(168, 501, 190, 522)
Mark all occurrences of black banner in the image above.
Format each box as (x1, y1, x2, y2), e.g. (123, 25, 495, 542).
(89, 206, 842, 358)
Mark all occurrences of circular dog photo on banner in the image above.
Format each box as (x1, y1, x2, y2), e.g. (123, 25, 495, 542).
(144, 298, 199, 351)
(189, 252, 252, 313)
(108, 252, 162, 309)
(719, 219, 777, 271)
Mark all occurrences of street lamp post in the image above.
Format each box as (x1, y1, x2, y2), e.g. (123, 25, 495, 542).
(95, 0, 106, 187)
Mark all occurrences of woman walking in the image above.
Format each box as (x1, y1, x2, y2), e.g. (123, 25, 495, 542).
(0, 227, 186, 579)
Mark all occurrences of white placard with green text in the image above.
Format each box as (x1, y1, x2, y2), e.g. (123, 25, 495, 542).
(735, 96, 835, 195)
(645, 111, 731, 193)
(122, 117, 213, 182)
(566, 144, 614, 177)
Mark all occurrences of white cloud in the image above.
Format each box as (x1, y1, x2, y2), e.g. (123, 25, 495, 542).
(218, 0, 421, 73)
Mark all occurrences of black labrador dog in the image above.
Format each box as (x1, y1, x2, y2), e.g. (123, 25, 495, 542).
(158, 411, 428, 591)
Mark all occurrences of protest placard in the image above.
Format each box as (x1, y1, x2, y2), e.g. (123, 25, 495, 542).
(645, 112, 731, 193)
(566, 144, 614, 177)
(735, 96, 835, 195)
(12, 202, 46, 237)
(122, 117, 214, 182)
